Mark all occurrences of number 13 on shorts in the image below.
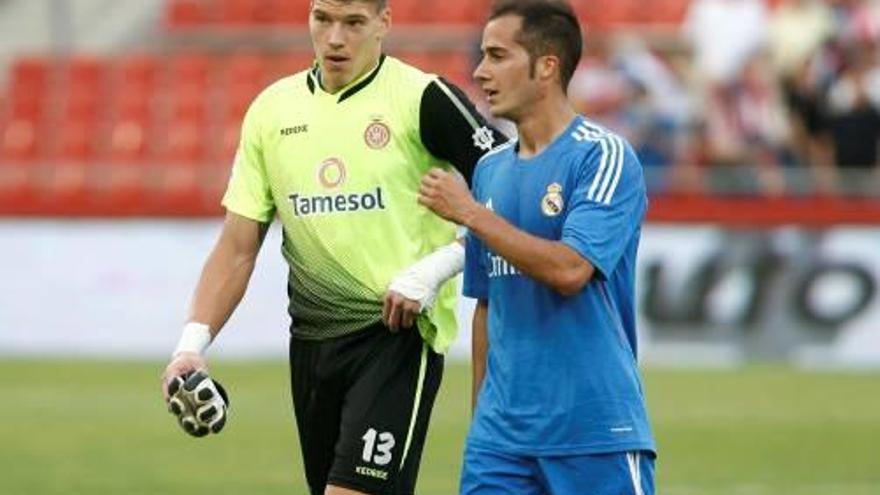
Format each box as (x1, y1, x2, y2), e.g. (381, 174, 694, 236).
(361, 428, 396, 466)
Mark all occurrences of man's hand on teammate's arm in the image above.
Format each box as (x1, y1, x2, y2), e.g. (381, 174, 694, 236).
(418, 168, 481, 226)
(419, 167, 595, 296)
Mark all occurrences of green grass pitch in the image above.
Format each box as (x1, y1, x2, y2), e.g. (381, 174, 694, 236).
(0, 360, 878, 495)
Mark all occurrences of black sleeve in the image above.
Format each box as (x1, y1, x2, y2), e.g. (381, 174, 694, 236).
(419, 78, 509, 185)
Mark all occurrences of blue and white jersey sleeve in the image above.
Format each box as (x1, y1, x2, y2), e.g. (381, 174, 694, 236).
(463, 230, 489, 300)
(561, 139, 647, 279)
(462, 165, 489, 300)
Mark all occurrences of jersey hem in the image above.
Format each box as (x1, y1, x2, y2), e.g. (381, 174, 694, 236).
(466, 438, 656, 458)
(289, 319, 448, 356)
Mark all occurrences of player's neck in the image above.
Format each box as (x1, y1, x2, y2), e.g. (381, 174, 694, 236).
(320, 52, 382, 94)
(515, 96, 577, 159)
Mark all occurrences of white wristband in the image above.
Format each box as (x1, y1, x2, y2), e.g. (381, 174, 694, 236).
(173, 322, 213, 357)
(388, 241, 465, 311)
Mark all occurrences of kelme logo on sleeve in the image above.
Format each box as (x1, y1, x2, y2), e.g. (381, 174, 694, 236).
(288, 157, 387, 217)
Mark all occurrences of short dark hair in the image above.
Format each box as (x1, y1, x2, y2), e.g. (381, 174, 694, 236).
(489, 0, 583, 90)
(311, 0, 387, 12)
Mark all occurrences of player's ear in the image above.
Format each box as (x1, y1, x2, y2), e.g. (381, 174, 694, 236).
(537, 55, 560, 84)
(377, 5, 391, 39)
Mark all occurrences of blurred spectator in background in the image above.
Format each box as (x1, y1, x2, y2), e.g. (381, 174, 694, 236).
(681, 0, 785, 194)
(569, 36, 629, 124)
(825, 42, 880, 186)
(770, 0, 835, 77)
(830, 0, 880, 45)
(783, 55, 837, 192)
(683, 0, 770, 85)
(570, 35, 701, 191)
(702, 50, 792, 194)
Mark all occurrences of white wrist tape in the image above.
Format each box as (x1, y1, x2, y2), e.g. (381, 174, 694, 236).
(173, 322, 213, 356)
(388, 241, 465, 311)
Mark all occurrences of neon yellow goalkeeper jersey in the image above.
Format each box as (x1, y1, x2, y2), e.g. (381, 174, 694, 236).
(222, 55, 506, 353)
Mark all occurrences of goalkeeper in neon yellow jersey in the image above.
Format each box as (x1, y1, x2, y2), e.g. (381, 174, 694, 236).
(160, 1, 507, 494)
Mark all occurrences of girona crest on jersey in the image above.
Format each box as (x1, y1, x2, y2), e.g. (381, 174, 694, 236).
(364, 118, 391, 149)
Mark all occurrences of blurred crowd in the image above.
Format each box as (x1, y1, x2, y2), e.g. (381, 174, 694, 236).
(567, 0, 880, 196)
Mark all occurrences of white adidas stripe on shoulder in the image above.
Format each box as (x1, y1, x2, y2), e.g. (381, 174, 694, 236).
(595, 134, 625, 204)
(586, 136, 611, 200)
(571, 120, 627, 205)
(479, 139, 516, 162)
(602, 135, 627, 204)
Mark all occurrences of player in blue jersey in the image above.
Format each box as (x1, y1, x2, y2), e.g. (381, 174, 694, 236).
(418, 1, 656, 494)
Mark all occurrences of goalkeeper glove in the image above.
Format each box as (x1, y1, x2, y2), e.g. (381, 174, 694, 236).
(167, 370, 229, 437)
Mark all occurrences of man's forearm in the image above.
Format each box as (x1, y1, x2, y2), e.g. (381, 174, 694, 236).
(465, 207, 594, 296)
(186, 214, 267, 338)
(471, 301, 488, 414)
(188, 245, 258, 336)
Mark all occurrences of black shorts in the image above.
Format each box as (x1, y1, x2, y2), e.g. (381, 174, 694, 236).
(289, 322, 444, 495)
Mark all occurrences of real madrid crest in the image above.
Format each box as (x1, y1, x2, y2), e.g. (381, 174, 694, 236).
(541, 183, 564, 217)
(364, 117, 391, 149)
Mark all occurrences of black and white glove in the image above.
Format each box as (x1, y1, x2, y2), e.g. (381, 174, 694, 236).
(167, 370, 229, 437)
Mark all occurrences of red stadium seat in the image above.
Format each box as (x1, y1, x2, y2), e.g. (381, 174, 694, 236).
(112, 84, 154, 120)
(115, 54, 160, 88)
(0, 162, 37, 209)
(214, 119, 242, 164)
(395, 51, 433, 72)
(266, 52, 314, 80)
(54, 57, 108, 126)
(40, 163, 91, 209)
(167, 52, 215, 91)
(62, 56, 105, 88)
(389, 0, 421, 24)
(9, 57, 50, 92)
(200, 163, 231, 204)
(152, 164, 203, 209)
(219, 0, 262, 25)
(157, 117, 207, 165)
(52, 119, 99, 163)
(572, 0, 646, 27)
(271, 0, 311, 25)
(104, 85, 154, 165)
(0, 117, 41, 163)
(433, 51, 474, 87)
(106, 120, 151, 164)
(166, 0, 206, 28)
(221, 85, 258, 123)
(7, 92, 43, 121)
(649, 0, 690, 24)
(60, 84, 102, 122)
(90, 162, 149, 213)
(168, 85, 208, 123)
(7, 57, 50, 124)
(423, 0, 488, 24)
(224, 52, 268, 87)
(396, 51, 474, 87)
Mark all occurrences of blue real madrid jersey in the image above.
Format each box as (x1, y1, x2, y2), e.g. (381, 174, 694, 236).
(463, 116, 656, 456)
